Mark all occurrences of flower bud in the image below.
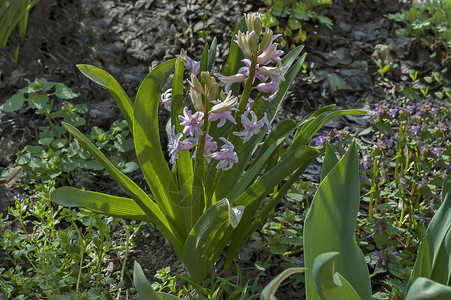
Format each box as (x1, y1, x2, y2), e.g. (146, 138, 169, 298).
(236, 30, 258, 59)
(200, 71, 219, 101)
(201, 71, 212, 87)
(259, 27, 273, 54)
(210, 91, 238, 113)
(189, 74, 205, 95)
(190, 87, 204, 112)
(245, 12, 263, 36)
(207, 81, 219, 101)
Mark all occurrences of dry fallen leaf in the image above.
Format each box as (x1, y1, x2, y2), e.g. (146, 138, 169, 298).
(0, 166, 22, 188)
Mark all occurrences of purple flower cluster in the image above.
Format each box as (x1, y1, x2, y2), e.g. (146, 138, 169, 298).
(372, 136, 394, 152)
(312, 126, 351, 147)
(373, 248, 400, 266)
(162, 13, 285, 170)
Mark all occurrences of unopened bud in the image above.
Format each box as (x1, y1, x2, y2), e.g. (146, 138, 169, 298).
(245, 12, 263, 36)
(210, 91, 238, 113)
(189, 74, 205, 95)
(259, 28, 273, 54)
(207, 82, 219, 101)
(190, 87, 204, 112)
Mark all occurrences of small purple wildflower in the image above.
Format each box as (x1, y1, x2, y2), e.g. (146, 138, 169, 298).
(409, 125, 422, 135)
(378, 226, 383, 234)
(432, 147, 443, 159)
(388, 108, 398, 118)
(373, 252, 380, 260)
(406, 105, 416, 115)
(362, 233, 374, 241)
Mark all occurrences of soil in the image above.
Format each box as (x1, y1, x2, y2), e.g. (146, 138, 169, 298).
(1, 0, 450, 299)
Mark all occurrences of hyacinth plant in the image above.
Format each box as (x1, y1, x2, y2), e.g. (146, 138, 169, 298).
(50, 13, 365, 292)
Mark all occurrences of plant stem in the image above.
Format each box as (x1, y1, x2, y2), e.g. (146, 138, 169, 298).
(44, 108, 60, 139)
(229, 54, 258, 141)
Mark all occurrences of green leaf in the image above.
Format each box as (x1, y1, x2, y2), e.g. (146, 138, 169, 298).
(321, 142, 339, 181)
(406, 277, 451, 300)
(286, 109, 366, 156)
(59, 122, 184, 255)
(207, 37, 217, 71)
(133, 59, 189, 242)
(51, 187, 151, 222)
(228, 204, 244, 228)
(225, 119, 297, 201)
(54, 83, 79, 99)
(312, 252, 361, 300)
(261, 268, 306, 300)
(133, 261, 182, 300)
(409, 176, 451, 286)
(224, 146, 318, 270)
(171, 57, 195, 225)
(183, 199, 235, 283)
(304, 141, 371, 300)
(2, 92, 26, 112)
(77, 64, 134, 131)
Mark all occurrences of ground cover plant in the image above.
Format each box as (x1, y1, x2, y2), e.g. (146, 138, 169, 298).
(0, 0, 450, 299)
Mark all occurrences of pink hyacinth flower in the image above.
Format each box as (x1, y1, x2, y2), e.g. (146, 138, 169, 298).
(179, 49, 200, 76)
(160, 88, 172, 111)
(210, 137, 239, 170)
(257, 42, 284, 66)
(215, 72, 246, 93)
(233, 111, 269, 143)
(178, 107, 205, 137)
(168, 126, 196, 164)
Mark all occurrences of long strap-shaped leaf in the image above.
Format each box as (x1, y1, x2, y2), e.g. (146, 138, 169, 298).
(224, 155, 316, 270)
(77, 64, 134, 131)
(51, 187, 151, 221)
(234, 146, 319, 207)
(304, 141, 371, 300)
(183, 198, 242, 283)
(408, 176, 451, 286)
(171, 58, 196, 228)
(133, 261, 182, 300)
(312, 252, 362, 300)
(59, 122, 183, 255)
(283, 109, 366, 159)
(225, 119, 297, 202)
(406, 277, 451, 300)
(134, 59, 190, 241)
(261, 268, 306, 300)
